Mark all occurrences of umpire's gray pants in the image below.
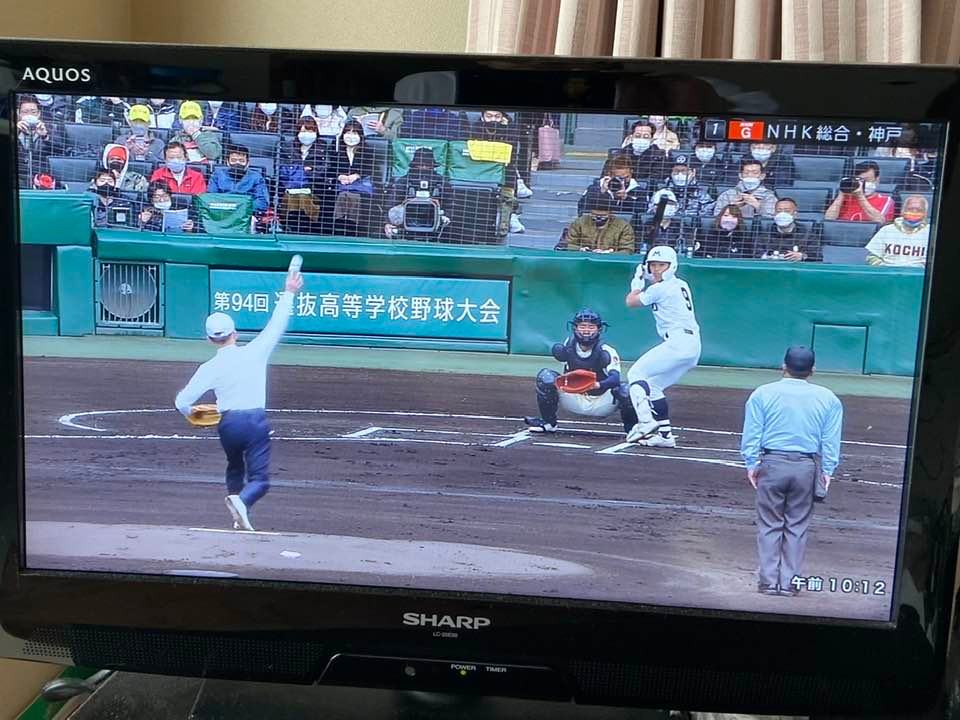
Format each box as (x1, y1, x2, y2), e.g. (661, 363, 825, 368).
(756, 451, 817, 590)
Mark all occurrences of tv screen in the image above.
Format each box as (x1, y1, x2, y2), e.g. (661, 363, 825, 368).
(16, 92, 942, 625)
(3, 42, 960, 714)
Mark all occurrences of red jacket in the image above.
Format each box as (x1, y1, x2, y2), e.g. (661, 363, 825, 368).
(149, 166, 208, 195)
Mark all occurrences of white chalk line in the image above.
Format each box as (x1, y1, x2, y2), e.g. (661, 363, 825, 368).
(56, 407, 907, 450)
(188, 527, 285, 537)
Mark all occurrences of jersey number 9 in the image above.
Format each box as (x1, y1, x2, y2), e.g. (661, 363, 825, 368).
(681, 287, 693, 311)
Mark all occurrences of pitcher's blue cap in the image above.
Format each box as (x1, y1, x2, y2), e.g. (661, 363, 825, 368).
(784, 346, 815, 373)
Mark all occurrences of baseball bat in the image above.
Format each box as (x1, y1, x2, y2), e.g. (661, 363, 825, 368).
(288, 254, 303, 276)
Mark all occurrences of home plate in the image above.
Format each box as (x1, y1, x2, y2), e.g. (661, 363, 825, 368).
(25, 521, 592, 579)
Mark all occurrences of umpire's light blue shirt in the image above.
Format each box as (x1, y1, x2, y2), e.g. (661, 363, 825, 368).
(740, 378, 844, 475)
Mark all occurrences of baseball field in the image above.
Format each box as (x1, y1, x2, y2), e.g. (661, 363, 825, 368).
(22, 336, 910, 622)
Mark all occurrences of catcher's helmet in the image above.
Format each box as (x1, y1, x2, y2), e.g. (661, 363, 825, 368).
(569, 308, 606, 347)
(645, 244, 679, 280)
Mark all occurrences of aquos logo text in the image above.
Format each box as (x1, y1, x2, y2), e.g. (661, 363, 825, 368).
(403, 613, 492, 630)
(22, 67, 92, 85)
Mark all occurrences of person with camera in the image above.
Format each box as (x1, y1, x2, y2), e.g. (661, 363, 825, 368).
(15, 94, 54, 188)
(824, 160, 894, 224)
(383, 148, 450, 241)
(578, 153, 644, 216)
(713, 158, 777, 220)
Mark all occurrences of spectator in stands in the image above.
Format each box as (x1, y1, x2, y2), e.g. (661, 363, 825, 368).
(471, 109, 526, 234)
(699, 204, 750, 258)
(88, 169, 132, 228)
(209, 145, 270, 213)
(748, 142, 792, 190)
(325, 121, 374, 235)
(714, 159, 777, 220)
(621, 121, 667, 184)
(753, 198, 822, 262)
(345, 106, 404, 140)
(690, 140, 726, 190)
(383, 148, 451, 240)
(643, 188, 688, 251)
(662, 155, 714, 216)
(248, 101, 281, 133)
(647, 115, 681, 152)
(102, 143, 148, 192)
(145, 98, 178, 129)
(34, 93, 69, 125)
(563, 190, 635, 254)
(15, 94, 52, 187)
(138, 181, 195, 233)
(203, 100, 242, 133)
(117, 104, 165, 162)
(149, 141, 208, 195)
(75, 96, 129, 125)
(169, 101, 222, 163)
(279, 116, 331, 234)
(304, 105, 348, 138)
(864, 195, 929, 267)
(71, 95, 130, 126)
(579, 153, 644, 216)
(824, 160, 894, 224)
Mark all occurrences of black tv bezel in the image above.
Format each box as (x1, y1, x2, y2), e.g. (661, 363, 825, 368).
(1, 39, 960, 713)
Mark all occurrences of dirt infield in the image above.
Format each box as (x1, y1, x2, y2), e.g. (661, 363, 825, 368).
(23, 357, 910, 622)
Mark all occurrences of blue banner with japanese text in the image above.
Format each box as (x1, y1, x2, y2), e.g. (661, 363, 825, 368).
(209, 270, 509, 341)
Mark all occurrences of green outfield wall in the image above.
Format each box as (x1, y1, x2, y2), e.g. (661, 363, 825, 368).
(19, 192, 925, 376)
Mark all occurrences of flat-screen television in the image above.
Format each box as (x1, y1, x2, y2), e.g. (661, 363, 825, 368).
(2, 39, 960, 716)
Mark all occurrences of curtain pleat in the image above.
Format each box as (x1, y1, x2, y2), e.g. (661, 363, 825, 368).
(466, 0, 954, 64)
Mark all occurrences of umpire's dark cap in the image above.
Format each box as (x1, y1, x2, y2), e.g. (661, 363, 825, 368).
(784, 346, 815, 373)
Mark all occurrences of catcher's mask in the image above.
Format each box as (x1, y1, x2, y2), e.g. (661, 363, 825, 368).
(645, 244, 679, 281)
(569, 308, 606, 347)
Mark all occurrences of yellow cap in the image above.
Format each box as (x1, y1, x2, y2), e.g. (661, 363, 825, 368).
(128, 104, 152, 123)
(179, 101, 203, 120)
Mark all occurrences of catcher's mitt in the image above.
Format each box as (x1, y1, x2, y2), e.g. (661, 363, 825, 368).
(187, 403, 221, 427)
(555, 369, 597, 394)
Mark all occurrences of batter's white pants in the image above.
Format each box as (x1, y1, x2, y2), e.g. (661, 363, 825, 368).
(559, 390, 619, 418)
(627, 333, 701, 422)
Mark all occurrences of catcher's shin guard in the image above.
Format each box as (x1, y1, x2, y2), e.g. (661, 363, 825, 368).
(615, 382, 639, 433)
(535, 368, 560, 425)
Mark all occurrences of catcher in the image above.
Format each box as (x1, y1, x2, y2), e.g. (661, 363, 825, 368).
(175, 258, 304, 531)
(524, 308, 638, 435)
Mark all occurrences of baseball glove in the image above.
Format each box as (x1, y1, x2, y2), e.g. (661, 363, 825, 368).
(555, 369, 597, 394)
(187, 403, 221, 427)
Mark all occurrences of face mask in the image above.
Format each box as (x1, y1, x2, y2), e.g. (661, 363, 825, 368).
(593, 214, 610, 228)
(671, 173, 689, 187)
(343, 133, 361, 147)
(167, 159, 186, 174)
(208, 100, 223, 110)
(741, 176, 762, 190)
(259, 103, 278, 115)
(154, 200, 172, 211)
(131, 124, 148, 137)
(229, 163, 248, 176)
(902, 211, 926, 226)
(22, 113, 40, 126)
(95, 182, 115, 195)
(663, 204, 678, 218)
(298, 131, 317, 146)
(695, 148, 715, 162)
(182, 119, 201, 134)
(109, 161, 124, 172)
(35, 94, 53, 105)
(632, 138, 652, 152)
(751, 148, 773, 162)
(720, 216, 738, 231)
(774, 212, 795, 227)
(863, 181, 877, 195)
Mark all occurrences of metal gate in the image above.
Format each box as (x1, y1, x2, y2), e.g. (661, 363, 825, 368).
(95, 261, 164, 334)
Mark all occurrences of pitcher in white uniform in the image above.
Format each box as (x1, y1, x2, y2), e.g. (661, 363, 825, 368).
(624, 245, 702, 447)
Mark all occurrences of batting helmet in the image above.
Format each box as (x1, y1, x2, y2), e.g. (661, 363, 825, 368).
(645, 245, 679, 281)
(569, 308, 607, 347)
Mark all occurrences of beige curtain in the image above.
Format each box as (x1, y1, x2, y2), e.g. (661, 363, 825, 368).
(467, 0, 960, 63)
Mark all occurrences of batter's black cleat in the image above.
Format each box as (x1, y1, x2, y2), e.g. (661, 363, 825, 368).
(524, 416, 557, 433)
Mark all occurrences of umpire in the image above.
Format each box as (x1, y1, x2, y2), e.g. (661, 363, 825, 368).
(740, 346, 843, 596)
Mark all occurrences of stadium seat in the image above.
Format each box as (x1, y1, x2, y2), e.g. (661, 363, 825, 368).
(780, 187, 830, 214)
(119, 190, 143, 204)
(248, 157, 274, 178)
(822, 220, 880, 247)
(63, 122, 113, 156)
(792, 155, 847, 182)
(822, 245, 868, 264)
(870, 156, 910, 187)
(365, 137, 390, 184)
(446, 180, 501, 245)
(227, 132, 281, 158)
(186, 162, 211, 179)
(127, 160, 154, 178)
(790, 179, 837, 191)
(48, 157, 97, 185)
